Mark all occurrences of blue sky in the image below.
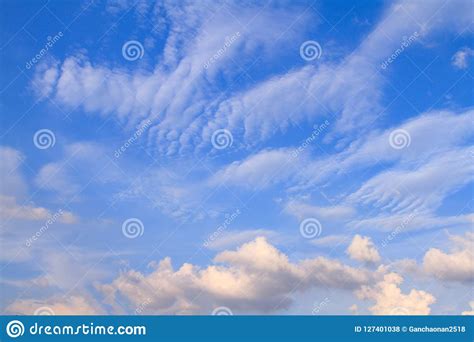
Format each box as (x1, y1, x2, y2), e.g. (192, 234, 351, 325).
(0, 0, 473, 315)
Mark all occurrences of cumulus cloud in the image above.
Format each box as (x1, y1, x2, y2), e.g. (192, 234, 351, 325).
(98, 237, 372, 314)
(347, 235, 381, 264)
(423, 232, 473, 283)
(356, 272, 435, 315)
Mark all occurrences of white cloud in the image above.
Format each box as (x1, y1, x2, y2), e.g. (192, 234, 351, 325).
(423, 232, 473, 283)
(452, 47, 474, 69)
(0, 195, 77, 224)
(347, 235, 381, 264)
(295, 109, 474, 191)
(356, 272, 435, 315)
(347, 147, 473, 214)
(210, 148, 297, 189)
(98, 237, 372, 314)
(30, 1, 473, 155)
